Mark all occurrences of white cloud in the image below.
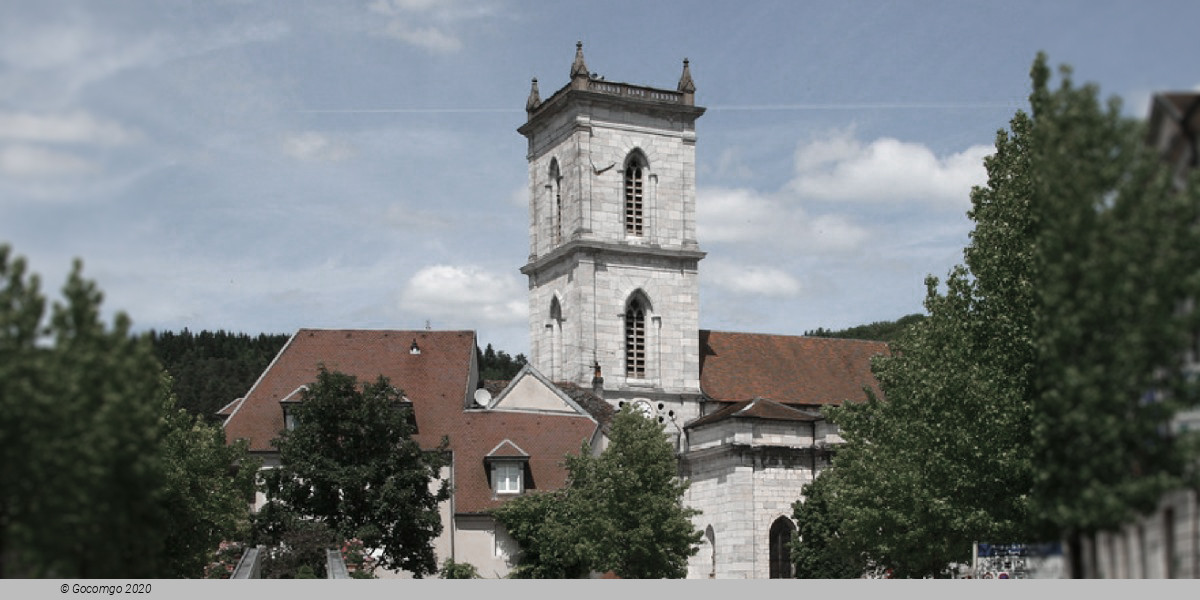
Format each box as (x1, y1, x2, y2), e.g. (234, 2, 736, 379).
(367, 0, 496, 53)
(713, 146, 753, 179)
(280, 132, 354, 162)
(0, 111, 141, 145)
(0, 145, 95, 177)
(381, 23, 462, 53)
(698, 186, 869, 254)
(399, 265, 526, 325)
(704, 259, 801, 298)
(370, 0, 444, 12)
(787, 130, 991, 210)
(385, 204, 453, 229)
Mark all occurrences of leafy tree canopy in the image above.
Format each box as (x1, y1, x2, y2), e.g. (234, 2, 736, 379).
(477, 343, 527, 382)
(149, 329, 289, 422)
(800, 53, 1200, 578)
(260, 368, 450, 577)
(790, 470, 862, 579)
(0, 245, 254, 577)
(494, 405, 702, 578)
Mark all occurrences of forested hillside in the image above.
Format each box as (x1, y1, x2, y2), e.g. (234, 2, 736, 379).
(151, 330, 529, 421)
(149, 329, 290, 422)
(477, 343, 527, 381)
(804, 313, 924, 342)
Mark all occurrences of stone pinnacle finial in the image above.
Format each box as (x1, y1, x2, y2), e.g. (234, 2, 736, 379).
(570, 41, 589, 90)
(677, 58, 696, 92)
(677, 58, 695, 105)
(526, 77, 541, 112)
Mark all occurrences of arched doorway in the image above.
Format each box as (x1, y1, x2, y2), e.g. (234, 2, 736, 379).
(769, 516, 796, 578)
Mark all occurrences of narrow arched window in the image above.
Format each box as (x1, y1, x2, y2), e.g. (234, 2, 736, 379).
(549, 296, 564, 380)
(625, 296, 646, 378)
(705, 525, 716, 578)
(549, 159, 563, 245)
(623, 153, 645, 237)
(769, 517, 796, 578)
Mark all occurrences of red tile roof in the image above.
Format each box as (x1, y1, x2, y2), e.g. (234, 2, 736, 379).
(698, 330, 888, 407)
(215, 397, 243, 417)
(453, 410, 596, 513)
(486, 439, 530, 458)
(687, 397, 822, 429)
(222, 328, 598, 515)
(223, 329, 479, 452)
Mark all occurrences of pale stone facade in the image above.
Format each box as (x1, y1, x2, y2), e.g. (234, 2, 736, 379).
(519, 43, 705, 427)
(518, 45, 836, 578)
(681, 420, 828, 578)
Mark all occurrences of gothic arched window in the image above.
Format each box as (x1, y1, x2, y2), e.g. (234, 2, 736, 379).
(623, 151, 646, 237)
(769, 516, 796, 579)
(549, 159, 563, 245)
(705, 525, 716, 578)
(624, 294, 647, 378)
(548, 296, 564, 380)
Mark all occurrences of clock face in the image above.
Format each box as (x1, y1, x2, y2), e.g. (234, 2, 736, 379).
(632, 400, 654, 419)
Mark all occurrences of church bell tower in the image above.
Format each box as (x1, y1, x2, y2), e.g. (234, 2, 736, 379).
(519, 43, 706, 419)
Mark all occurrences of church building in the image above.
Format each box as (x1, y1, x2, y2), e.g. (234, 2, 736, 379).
(517, 43, 888, 579)
(224, 43, 887, 579)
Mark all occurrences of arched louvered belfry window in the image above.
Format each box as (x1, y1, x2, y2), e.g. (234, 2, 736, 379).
(549, 159, 563, 245)
(769, 516, 796, 578)
(624, 294, 648, 378)
(623, 151, 646, 237)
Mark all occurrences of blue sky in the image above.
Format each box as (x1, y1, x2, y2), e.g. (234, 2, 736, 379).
(2, 0, 1198, 357)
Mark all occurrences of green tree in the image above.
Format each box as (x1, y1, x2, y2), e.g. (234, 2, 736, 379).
(494, 405, 701, 578)
(439, 558, 482, 579)
(0, 246, 253, 577)
(819, 64, 1040, 577)
(262, 368, 450, 577)
(790, 471, 861, 579)
(804, 313, 926, 343)
(574, 405, 702, 578)
(477, 343, 528, 381)
(149, 329, 289, 422)
(158, 383, 258, 577)
(806, 54, 1200, 578)
(1026, 59, 1200, 567)
(492, 488, 592, 578)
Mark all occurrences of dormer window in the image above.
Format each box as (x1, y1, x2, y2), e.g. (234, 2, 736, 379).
(279, 385, 306, 431)
(283, 405, 298, 431)
(485, 439, 531, 497)
(493, 462, 523, 494)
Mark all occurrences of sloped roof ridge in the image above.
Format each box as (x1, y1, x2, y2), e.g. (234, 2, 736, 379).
(486, 438, 530, 457)
(701, 328, 890, 346)
(488, 364, 598, 424)
(293, 327, 476, 333)
(216, 397, 244, 417)
(222, 330, 299, 428)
